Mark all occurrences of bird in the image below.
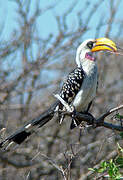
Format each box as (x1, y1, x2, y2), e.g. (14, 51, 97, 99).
(0, 37, 117, 149)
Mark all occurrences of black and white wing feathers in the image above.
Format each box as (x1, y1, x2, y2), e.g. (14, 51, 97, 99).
(57, 67, 85, 125)
(60, 67, 85, 104)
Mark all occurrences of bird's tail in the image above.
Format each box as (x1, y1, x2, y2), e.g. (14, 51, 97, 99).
(0, 101, 59, 150)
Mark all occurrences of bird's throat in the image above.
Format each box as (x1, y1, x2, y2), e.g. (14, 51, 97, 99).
(85, 52, 95, 61)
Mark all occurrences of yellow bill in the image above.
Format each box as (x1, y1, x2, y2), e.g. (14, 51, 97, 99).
(92, 37, 117, 52)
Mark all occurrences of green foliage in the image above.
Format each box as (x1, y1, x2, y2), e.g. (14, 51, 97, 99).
(119, 132, 123, 139)
(115, 113, 123, 120)
(116, 143, 123, 169)
(89, 144, 123, 180)
(115, 114, 123, 135)
(115, 157, 123, 168)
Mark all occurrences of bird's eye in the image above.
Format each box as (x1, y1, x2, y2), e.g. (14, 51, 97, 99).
(87, 41, 94, 49)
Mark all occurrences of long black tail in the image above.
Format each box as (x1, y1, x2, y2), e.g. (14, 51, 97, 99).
(0, 101, 59, 149)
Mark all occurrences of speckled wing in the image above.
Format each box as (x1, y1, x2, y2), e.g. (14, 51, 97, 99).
(60, 67, 85, 104)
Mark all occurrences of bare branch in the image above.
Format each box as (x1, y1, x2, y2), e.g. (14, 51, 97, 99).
(0, 154, 38, 168)
(62, 104, 123, 132)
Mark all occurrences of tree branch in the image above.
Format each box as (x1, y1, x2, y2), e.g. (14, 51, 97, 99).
(75, 105, 123, 131)
(54, 94, 123, 132)
(0, 154, 38, 168)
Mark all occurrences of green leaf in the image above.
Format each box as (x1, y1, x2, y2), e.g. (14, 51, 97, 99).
(101, 161, 107, 168)
(117, 143, 123, 153)
(88, 168, 95, 172)
(108, 169, 113, 177)
(115, 113, 123, 119)
(119, 132, 123, 139)
(97, 168, 105, 173)
(115, 157, 123, 168)
(88, 157, 122, 179)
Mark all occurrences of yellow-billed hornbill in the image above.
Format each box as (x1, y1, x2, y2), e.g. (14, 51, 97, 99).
(0, 38, 117, 149)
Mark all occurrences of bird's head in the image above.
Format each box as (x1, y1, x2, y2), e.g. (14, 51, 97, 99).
(76, 37, 117, 66)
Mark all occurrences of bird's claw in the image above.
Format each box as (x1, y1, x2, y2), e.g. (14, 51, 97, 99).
(70, 106, 80, 129)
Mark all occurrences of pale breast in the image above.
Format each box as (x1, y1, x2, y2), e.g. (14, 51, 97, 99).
(73, 65, 98, 112)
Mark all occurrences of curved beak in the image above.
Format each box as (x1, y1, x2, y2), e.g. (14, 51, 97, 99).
(91, 37, 117, 52)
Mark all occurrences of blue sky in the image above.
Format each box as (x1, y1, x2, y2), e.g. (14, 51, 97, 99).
(0, 0, 123, 42)
(0, 0, 123, 76)
(0, 0, 123, 102)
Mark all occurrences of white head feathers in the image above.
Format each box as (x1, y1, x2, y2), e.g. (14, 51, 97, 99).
(75, 39, 95, 66)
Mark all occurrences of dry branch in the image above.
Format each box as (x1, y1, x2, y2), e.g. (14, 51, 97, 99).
(55, 94, 123, 132)
(73, 105, 123, 131)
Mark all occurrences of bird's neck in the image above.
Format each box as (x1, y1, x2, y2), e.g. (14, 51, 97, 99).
(76, 50, 97, 75)
(80, 59, 97, 75)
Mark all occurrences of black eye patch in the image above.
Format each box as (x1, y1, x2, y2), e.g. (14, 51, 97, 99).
(87, 41, 94, 49)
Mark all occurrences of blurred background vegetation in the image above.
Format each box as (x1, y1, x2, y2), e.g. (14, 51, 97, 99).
(0, 0, 123, 179)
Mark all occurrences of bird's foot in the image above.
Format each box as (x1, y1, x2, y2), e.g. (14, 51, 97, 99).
(85, 112, 95, 127)
(70, 111, 95, 129)
(70, 106, 81, 129)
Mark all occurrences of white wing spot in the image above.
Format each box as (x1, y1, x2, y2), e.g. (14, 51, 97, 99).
(25, 124, 32, 129)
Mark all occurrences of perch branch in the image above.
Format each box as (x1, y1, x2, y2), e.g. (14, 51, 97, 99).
(55, 94, 123, 132)
(75, 105, 123, 131)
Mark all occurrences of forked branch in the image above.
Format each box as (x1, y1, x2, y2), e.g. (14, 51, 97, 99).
(55, 94, 123, 132)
